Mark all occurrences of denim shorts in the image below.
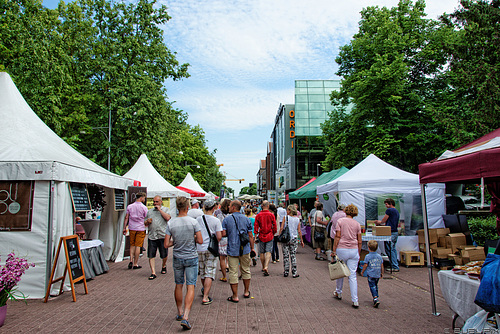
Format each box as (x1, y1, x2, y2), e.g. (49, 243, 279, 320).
(173, 257, 198, 286)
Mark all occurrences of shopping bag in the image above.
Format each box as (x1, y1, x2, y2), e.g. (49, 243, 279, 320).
(474, 253, 500, 313)
(461, 310, 499, 333)
(328, 255, 350, 280)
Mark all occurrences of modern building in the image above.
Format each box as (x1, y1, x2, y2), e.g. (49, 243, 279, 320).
(265, 80, 344, 203)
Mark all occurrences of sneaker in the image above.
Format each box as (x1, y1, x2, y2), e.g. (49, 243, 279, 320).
(373, 298, 380, 308)
(333, 291, 342, 300)
(175, 314, 184, 321)
(276, 259, 280, 262)
(180, 319, 192, 330)
(283, 272, 289, 277)
(272, 261, 276, 264)
(352, 301, 359, 308)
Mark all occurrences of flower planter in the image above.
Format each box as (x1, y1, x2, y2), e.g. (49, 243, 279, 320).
(0, 304, 7, 327)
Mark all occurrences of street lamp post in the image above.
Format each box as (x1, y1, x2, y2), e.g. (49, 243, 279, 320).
(317, 163, 321, 177)
(80, 126, 111, 171)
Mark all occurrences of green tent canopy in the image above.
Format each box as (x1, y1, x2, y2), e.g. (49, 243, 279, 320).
(288, 167, 349, 199)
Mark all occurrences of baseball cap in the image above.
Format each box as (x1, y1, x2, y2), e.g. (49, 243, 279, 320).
(203, 199, 216, 210)
(191, 199, 199, 205)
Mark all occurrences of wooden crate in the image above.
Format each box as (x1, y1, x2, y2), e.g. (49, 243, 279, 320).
(400, 251, 424, 267)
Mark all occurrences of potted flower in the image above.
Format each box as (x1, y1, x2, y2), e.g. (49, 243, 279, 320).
(0, 252, 35, 327)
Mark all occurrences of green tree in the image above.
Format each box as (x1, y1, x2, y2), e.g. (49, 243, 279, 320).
(0, 0, 218, 185)
(323, 0, 454, 172)
(435, 0, 500, 142)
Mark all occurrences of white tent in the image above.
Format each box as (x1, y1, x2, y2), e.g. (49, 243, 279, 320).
(316, 154, 445, 230)
(123, 154, 189, 198)
(0, 72, 134, 298)
(178, 172, 207, 199)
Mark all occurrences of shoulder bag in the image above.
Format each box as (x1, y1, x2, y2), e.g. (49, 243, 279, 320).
(313, 212, 326, 242)
(233, 215, 249, 255)
(278, 216, 290, 243)
(328, 255, 350, 280)
(202, 215, 219, 257)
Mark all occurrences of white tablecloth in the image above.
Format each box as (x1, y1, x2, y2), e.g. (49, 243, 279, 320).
(79, 239, 109, 280)
(438, 270, 482, 321)
(362, 233, 391, 242)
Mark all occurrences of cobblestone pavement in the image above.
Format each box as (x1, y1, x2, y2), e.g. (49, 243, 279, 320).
(2, 245, 456, 333)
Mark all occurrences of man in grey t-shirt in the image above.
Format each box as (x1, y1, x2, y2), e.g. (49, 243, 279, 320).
(164, 197, 203, 330)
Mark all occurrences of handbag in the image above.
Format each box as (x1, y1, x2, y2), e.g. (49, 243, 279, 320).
(328, 255, 351, 280)
(314, 230, 326, 242)
(313, 212, 326, 242)
(202, 215, 219, 257)
(474, 253, 500, 313)
(278, 216, 290, 243)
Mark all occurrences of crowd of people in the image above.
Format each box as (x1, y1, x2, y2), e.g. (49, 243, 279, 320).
(122, 193, 397, 330)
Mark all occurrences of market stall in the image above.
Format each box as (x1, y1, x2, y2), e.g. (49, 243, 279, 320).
(419, 128, 500, 317)
(0, 72, 134, 298)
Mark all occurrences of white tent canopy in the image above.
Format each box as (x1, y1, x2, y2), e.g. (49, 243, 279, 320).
(178, 172, 207, 198)
(317, 154, 445, 229)
(123, 154, 189, 198)
(0, 72, 133, 298)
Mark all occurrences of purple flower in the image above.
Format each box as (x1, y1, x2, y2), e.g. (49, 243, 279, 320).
(0, 252, 35, 306)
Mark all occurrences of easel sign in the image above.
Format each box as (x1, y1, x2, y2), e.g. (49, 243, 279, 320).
(44, 235, 88, 302)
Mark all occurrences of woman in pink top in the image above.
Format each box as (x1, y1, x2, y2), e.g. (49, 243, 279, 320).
(331, 204, 362, 309)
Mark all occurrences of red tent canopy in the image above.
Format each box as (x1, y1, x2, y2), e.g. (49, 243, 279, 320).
(176, 186, 205, 198)
(419, 128, 500, 184)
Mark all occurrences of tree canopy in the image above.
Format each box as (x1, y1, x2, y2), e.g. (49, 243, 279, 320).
(322, 0, 500, 173)
(0, 0, 224, 192)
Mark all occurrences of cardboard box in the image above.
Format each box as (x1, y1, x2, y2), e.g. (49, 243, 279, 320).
(419, 243, 438, 252)
(448, 254, 462, 265)
(438, 236, 447, 247)
(459, 246, 485, 261)
(445, 233, 467, 253)
(435, 227, 450, 237)
(400, 251, 424, 267)
(372, 226, 391, 236)
(417, 229, 438, 244)
(432, 247, 452, 259)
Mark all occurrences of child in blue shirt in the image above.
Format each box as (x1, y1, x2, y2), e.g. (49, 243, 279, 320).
(361, 240, 384, 308)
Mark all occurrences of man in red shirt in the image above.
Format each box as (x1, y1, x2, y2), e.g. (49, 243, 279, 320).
(254, 200, 277, 276)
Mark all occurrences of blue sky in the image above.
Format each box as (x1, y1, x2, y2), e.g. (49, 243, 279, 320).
(42, 0, 460, 195)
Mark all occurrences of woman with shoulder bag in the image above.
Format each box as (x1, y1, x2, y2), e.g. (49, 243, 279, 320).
(279, 204, 304, 278)
(331, 204, 362, 309)
(312, 202, 328, 261)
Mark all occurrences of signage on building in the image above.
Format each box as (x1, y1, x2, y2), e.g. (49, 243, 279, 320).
(289, 109, 295, 149)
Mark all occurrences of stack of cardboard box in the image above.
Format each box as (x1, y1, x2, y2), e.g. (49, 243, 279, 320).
(417, 228, 485, 269)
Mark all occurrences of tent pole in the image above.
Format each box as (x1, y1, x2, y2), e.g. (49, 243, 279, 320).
(481, 178, 485, 208)
(420, 183, 440, 316)
(45, 180, 55, 293)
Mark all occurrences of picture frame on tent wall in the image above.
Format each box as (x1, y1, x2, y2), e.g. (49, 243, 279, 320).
(0, 181, 34, 231)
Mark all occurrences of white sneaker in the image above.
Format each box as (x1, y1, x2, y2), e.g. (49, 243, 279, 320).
(333, 291, 342, 300)
(352, 301, 359, 308)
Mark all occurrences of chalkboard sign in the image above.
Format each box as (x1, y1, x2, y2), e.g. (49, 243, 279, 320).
(69, 183, 91, 212)
(114, 189, 125, 211)
(65, 237, 84, 280)
(44, 235, 88, 303)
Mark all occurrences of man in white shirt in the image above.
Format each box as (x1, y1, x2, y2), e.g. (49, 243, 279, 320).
(187, 199, 203, 219)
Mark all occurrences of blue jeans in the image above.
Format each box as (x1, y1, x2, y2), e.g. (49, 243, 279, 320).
(385, 232, 399, 270)
(367, 276, 379, 298)
(272, 236, 280, 261)
(173, 257, 198, 286)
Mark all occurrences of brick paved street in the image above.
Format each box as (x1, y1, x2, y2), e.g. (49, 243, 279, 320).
(2, 245, 455, 333)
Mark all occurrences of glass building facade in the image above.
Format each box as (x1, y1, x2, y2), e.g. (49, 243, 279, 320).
(269, 80, 343, 197)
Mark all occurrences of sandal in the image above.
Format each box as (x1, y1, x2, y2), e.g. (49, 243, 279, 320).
(148, 274, 157, 280)
(227, 296, 239, 303)
(202, 297, 213, 305)
(243, 292, 251, 299)
(219, 277, 227, 282)
(161, 267, 167, 274)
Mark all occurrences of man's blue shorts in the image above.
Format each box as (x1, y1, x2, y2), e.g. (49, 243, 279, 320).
(173, 257, 198, 286)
